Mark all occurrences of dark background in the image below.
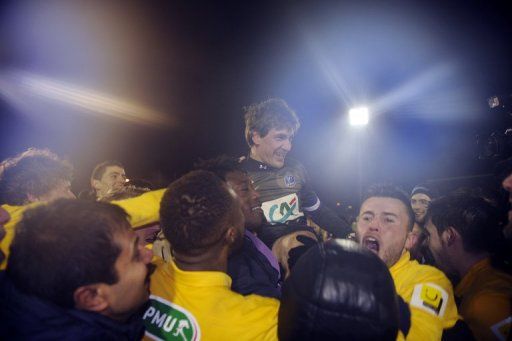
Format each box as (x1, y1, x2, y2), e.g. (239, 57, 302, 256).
(1, 0, 511, 208)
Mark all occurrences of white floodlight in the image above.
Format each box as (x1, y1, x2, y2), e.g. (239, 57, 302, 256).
(349, 107, 369, 126)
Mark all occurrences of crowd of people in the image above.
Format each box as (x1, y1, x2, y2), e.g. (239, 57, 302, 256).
(0, 98, 511, 340)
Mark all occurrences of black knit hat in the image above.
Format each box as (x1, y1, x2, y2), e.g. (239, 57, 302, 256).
(411, 185, 436, 199)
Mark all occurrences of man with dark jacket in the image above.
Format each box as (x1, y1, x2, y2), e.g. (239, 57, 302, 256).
(0, 199, 153, 340)
(240, 98, 351, 246)
(195, 156, 281, 298)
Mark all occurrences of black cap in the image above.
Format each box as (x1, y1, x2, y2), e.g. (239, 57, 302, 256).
(278, 239, 400, 341)
(411, 185, 436, 199)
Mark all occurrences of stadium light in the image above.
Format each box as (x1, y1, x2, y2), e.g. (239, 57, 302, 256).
(349, 107, 369, 126)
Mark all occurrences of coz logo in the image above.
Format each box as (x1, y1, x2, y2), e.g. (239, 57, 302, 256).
(269, 196, 298, 223)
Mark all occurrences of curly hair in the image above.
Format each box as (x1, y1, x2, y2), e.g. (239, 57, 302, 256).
(0, 148, 73, 205)
(7, 199, 130, 308)
(159, 170, 236, 255)
(244, 98, 300, 147)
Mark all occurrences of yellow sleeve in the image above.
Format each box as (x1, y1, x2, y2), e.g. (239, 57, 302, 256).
(405, 277, 458, 340)
(112, 189, 165, 228)
(0, 203, 41, 270)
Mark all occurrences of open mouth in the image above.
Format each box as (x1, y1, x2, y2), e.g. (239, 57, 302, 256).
(274, 151, 287, 159)
(251, 206, 263, 212)
(362, 236, 380, 254)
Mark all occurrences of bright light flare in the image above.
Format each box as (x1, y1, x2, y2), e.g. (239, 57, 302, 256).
(349, 107, 369, 126)
(0, 70, 175, 127)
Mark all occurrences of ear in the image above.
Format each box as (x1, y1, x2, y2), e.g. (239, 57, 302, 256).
(441, 227, 458, 247)
(224, 226, 238, 245)
(91, 179, 101, 191)
(251, 131, 262, 146)
(404, 230, 415, 250)
(73, 284, 109, 313)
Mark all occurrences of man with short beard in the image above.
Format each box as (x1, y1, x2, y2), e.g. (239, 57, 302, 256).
(426, 194, 512, 341)
(356, 184, 458, 340)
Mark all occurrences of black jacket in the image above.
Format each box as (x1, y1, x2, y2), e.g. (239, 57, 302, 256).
(0, 272, 145, 340)
(227, 232, 281, 299)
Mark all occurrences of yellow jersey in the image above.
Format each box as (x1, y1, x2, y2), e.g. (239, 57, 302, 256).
(0, 189, 164, 269)
(144, 259, 278, 341)
(391, 252, 458, 340)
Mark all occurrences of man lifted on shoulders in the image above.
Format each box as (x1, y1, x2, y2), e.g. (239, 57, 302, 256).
(240, 98, 350, 246)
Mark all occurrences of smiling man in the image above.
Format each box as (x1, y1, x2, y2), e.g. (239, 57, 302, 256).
(240, 98, 350, 246)
(145, 170, 278, 340)
(356, 184, 458, 340)
(0, 199, 152, 339)
(195, 156, 281, 298)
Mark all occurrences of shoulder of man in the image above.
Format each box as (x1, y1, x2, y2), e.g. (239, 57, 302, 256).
(404, 261, 458, 323)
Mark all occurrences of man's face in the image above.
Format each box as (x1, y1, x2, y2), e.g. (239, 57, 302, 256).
(104, 229, 153, 321)
(411, 193, 431, 224)
(251, 128, 293, 168)
(93, 166, 126, 198)
(356, 197, 412, 267)
(225, 171, 263, 232)
(425, 218, 453, 275)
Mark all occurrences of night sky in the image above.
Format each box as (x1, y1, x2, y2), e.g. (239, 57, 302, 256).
(1, 0, 511, 207)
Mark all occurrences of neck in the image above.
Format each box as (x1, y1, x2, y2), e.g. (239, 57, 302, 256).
(249, 149, 264, 163)
(173, 246, 229, 273)
(456, 252, 489, 278)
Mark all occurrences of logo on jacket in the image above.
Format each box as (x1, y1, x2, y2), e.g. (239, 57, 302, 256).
(410, 283, 449, 318)
(143, 295, 201, 341)
(261, 193, 303, 224)
(284, 175, 296, 187)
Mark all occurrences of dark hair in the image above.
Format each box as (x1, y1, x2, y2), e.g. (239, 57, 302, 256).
(244, 98, 300, 147)
(7, 199, 130, 308)
(91, 160, 124, 181)
(159, 170, 236, 255)
(362, 184, 415, 231)
(193, 155, 244, 181)
(428, 194, 504, 254)
(0, 148, 73, 205)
